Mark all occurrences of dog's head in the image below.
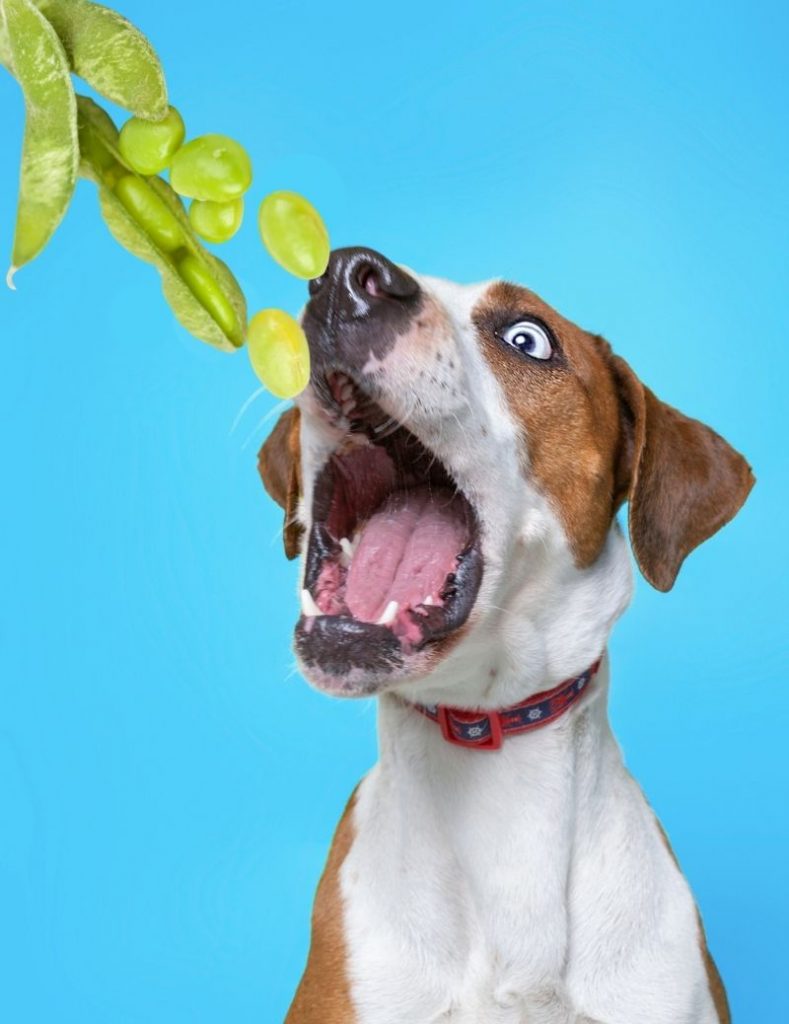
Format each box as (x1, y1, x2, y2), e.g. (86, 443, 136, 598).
(260, 248, 754, 700)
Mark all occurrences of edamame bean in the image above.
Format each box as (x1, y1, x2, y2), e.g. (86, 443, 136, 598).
(114, 175, 186, 253)
(34, 0, 168, 120)
(178, 253, 241, 345)
(170, 135, 252, 203)
(4, 0, 78, 288)
(247, 308, 310, 399)
(119, 106, 185, 176)
(258, 190, 329, 280)
(77, 96, 246, 352)
(188, 198, 244, 244)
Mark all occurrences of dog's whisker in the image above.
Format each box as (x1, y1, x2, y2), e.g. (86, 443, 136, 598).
(241, 399, 291, 451)
(229, 386, 270, 436)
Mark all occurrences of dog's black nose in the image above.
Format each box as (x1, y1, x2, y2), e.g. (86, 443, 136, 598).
(303, 247, 423, 373)
(307, 247, 420, 323)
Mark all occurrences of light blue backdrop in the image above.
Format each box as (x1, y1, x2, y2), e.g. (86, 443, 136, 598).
(1, 1, 786, 1020)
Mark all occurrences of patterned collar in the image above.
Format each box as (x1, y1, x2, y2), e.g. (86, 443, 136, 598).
(410, 657, 602, 751)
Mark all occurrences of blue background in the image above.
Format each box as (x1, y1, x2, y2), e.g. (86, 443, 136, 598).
(1, 1, 787, 1020)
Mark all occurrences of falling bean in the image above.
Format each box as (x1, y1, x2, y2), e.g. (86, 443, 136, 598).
(4, 0, 79, 288)
(77, 96, 246, 351)
(247, 308, 311, 399)
(114, 175, 186, 254)
(258, 190, 329, 280)
(170, 135, 253, 203)
(34, 0, 168, 120)
(119, 106, 185, 176)
(188, 198, 244, 244)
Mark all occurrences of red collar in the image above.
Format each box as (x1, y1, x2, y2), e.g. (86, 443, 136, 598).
(411, 658, 602, 751)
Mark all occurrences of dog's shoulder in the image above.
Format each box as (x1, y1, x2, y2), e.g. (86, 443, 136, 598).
(286, 786, 359, 1024)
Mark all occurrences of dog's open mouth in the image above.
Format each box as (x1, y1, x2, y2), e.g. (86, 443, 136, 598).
(295, 372, 483, 686)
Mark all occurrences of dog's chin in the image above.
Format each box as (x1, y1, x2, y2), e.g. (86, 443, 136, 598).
(293, 372, 484, 698)
(294, 635, 440, 698)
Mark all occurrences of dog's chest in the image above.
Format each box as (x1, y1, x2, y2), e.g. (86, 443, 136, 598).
(336, 699, 718, 1024)
(340, 732, 580, 1023)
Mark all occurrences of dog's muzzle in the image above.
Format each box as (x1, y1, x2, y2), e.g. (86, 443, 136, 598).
(303, 247, 422, 374)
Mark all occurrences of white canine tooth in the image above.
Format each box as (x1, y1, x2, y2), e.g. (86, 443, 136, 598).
(376, 600, 399, 626)
(301, 589, 321, 618)
(423, 595, 435, 605)
(339, 537, 355, 564)
(341, 399, 356, 417)
(340, 383, 353, 400)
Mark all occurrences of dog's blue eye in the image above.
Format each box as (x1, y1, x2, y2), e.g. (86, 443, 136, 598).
(500, 320, 553, 360)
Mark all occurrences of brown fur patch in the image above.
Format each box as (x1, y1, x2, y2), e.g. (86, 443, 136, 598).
(472, 281, 754, 585)
(473, 281, 626, 567)
(258, 407, 304, 559)
(654, 819, 731, 1023)
(286, 789, 358, 1023)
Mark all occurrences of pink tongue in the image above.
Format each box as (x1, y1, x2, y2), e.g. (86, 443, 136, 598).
(345, 487, 468, 623)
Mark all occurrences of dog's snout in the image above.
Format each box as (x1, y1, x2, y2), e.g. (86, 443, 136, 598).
(308, 247, 420, 321)
(304, 247, 423, 373)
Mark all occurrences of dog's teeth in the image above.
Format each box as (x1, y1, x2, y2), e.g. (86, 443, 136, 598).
(423, 595, 435, 606)
(301, 589, 322, 618)
(339, 537, 355, 565)
(341, 399, 356, 417)
(340, 383, 353, 400)
(376, 600, 399, 626)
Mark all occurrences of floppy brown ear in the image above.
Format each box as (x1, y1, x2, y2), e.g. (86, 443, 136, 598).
(612, 357, 755, 591)
(258, 407, 303, 560)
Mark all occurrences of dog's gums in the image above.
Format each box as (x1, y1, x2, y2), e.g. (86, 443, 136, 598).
(295, 371, 483, 689)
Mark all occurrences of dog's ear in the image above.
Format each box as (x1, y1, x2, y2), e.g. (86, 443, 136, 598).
(611, 357, 754, 591)
(258, 407, 304, 560)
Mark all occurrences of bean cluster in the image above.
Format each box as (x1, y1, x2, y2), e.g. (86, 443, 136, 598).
(2, 0, 332, 398)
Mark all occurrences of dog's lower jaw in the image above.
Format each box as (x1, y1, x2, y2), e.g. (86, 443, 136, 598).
(390, 519, 634, 711)
(340, 665, 722, 1024)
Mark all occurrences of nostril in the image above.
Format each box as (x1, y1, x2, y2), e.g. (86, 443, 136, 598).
(357, 264, 385, 298)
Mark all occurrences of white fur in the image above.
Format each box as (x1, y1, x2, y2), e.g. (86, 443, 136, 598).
(293, 272, 720, 1022)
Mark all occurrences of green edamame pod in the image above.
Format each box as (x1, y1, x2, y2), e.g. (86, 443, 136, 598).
(77, 96, 246, 351)
(34, 0, 167, 120)
(4, 0, 78, 288)
(0, 7, 13, 71)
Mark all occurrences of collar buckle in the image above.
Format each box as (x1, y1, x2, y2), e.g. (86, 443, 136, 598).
(437, 705, 504, 750)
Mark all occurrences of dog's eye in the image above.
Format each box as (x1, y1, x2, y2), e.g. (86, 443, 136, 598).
(499, 320, 553, 360)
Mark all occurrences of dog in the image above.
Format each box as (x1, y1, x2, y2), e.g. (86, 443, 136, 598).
(259, 248, 754, 1023)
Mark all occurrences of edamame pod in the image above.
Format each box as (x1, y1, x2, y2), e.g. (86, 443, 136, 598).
(4, 0, 78, 288)
(114, 175, 186, 253)
(77, 96, 246, 351)
(34, 0, 168, 120)
(170, 135, 253, 202)
(119, 106, 185, 176)
(258, 191, 330, 280)
(189, 198, 244, 244)
(0, 7, 13, 71)
(247, 308, 311, 399)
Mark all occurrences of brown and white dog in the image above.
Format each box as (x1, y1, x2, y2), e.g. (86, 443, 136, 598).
(259, 248, 753, 1024)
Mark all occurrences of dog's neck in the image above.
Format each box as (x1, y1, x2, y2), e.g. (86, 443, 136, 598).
(371, 660, 618, 965)
(368, 526, 632, 883)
